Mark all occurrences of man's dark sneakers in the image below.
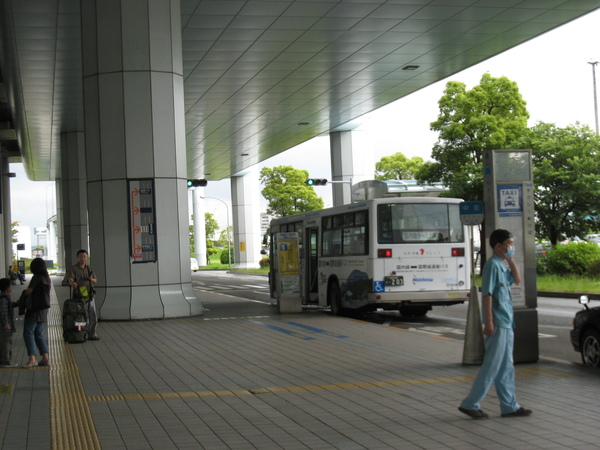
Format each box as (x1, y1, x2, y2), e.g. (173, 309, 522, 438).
(501, 407, 532, 417)
(458, 407, 489, 419)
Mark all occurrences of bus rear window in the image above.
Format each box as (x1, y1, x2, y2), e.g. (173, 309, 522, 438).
(377, 203, 464, 244)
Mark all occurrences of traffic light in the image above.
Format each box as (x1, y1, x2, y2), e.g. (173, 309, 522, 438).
(187, 179, 208, 188)
(306, 178, 328, 186)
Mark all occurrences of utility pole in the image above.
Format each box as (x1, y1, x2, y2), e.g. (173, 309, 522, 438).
(589, 60, 599, 134)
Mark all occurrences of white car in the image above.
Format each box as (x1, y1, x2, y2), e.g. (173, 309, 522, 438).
(190, 258, 199, 272)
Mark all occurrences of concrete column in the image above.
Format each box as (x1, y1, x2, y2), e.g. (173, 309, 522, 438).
(192, 188, 207, 267)
(60, 132, 89, 279)
(54, 180, 66, 274)
(81, 0, 201, 319)
(231, 169, 261, 269)
(329, 130, 375, 206)
(1, 156, 10, 276)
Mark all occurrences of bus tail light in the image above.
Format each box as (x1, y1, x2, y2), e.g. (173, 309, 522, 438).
(378, 249, 392, 258)
(451, 248, 465, 257)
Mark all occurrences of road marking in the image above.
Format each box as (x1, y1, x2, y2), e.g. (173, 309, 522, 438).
(285, 321, 349, 338)
(254, 322, 316, 340)
(87, 365, 581, 404)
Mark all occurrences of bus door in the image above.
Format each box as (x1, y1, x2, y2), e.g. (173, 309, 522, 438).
(305, 227, 319, 303)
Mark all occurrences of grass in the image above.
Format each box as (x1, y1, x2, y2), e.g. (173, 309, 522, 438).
(197, 253, 269, 273)
(473, 274, 600, 293)
(536, 274, 600, 293)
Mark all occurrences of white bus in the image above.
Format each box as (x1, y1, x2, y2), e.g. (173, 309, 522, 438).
(269, 196, 471, 317)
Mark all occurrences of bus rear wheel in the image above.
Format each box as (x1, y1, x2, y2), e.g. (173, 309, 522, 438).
(329, 283, 343, 316)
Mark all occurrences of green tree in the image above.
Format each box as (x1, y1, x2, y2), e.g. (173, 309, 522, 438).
(204, 212, 219, 240)
(515, 122, 600, 245)
(189, 213, 220, 257)
(11, 221, 19, 243)
(260, 166, 324, 217)
(375, 153, 424, 181)
(417, 73, 529, 202)
(218, 226, 233, 247)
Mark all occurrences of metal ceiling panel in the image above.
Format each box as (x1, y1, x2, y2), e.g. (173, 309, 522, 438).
(0, 0, 599, 182)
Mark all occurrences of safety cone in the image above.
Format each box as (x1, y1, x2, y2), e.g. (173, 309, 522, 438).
(462, 278, 485, 364)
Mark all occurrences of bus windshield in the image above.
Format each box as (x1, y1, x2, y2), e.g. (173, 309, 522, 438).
(377, 203, 464, 244)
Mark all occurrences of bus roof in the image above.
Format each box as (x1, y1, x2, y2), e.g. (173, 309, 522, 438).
(271, 196, 464, 225)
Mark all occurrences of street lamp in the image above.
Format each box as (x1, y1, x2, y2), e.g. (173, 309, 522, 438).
(200, 196, 231, 268)
(589, 60, 599, 134)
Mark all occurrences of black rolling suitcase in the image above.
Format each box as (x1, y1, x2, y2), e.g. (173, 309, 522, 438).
(62, 296, 88, 343)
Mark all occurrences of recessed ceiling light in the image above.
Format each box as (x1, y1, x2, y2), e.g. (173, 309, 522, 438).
(402, 65, 419, 71)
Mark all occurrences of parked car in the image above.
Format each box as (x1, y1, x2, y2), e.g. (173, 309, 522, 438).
(570, 295, 600, 367)
(190, 258, 199, 272)
(586, 234, 600, 243)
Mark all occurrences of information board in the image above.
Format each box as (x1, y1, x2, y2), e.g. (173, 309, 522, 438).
(128, 179, 157, 263)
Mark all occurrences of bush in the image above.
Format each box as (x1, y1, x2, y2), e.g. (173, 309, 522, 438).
(545, 242, 600, 275)
(259, 257, 270, 268)
(588, 259, 600, 278)
(219, 247, 234, 265)
(536, 254, 549, 275)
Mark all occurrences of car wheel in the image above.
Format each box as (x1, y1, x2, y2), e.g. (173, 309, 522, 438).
(581, 329, 600, 367)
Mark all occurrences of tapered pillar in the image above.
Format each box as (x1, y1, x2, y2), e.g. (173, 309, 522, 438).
(60, 132, 89, 282)
(1, 156, 11, 276)
(81, 0, 201, 319)
(330, 130, 375, 206)
(231, 169, 261, 269)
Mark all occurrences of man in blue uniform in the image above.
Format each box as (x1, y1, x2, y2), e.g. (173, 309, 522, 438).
(459, 229, 532, 419)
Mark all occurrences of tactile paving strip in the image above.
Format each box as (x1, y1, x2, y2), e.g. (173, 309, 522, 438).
(47, 290, 100, 449)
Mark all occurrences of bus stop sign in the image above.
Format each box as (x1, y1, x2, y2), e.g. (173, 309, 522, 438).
(459, 201, 484, 225)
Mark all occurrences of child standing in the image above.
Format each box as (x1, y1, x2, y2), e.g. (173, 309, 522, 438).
(0, 278, 19, 368)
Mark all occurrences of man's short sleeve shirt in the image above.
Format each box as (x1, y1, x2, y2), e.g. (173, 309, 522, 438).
(481, 254, 515, 329)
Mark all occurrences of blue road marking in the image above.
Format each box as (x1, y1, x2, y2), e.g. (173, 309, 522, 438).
(286, 322, 349, 338)
(258, 323, 315, 340)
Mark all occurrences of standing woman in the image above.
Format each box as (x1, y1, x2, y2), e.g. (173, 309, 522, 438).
(22, 258, 51, 368)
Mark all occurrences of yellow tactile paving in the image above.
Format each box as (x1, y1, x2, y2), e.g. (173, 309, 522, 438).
(48, 289, 100, 450)
(81, 363, 583, 407)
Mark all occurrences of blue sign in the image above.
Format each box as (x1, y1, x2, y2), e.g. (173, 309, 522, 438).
(373, 281, 385, 293)
(459, 201, 484, 225)
(497, 184, 523, 217)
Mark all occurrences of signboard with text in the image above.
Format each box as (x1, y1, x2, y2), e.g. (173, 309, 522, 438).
(128, 179, 157, 263)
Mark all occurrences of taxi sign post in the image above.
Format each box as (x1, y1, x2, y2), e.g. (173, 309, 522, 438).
(483, 149, 538, 363)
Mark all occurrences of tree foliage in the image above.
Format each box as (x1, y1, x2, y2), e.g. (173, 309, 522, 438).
(204, 212, 219, 240)
(515, 122, 600, 245)
(375, 153, 424, 181)
(416, 73, 529, 201)
(260, 165, 324, 217)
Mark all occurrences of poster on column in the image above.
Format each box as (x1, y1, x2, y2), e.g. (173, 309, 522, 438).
(128, 179, 157, 263)
(496, 183, 525, 307)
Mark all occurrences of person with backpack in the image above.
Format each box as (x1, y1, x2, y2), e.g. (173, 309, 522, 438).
(68, 249, 99, 340)
(22, 258, 51, 368)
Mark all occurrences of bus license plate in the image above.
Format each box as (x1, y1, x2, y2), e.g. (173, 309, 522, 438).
(384, 276, 403, 286)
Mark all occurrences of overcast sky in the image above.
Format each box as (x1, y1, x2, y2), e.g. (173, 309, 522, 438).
(10, 8, 600, 237)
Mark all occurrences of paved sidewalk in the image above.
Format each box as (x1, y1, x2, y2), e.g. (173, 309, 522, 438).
(1, 276, 600, 449)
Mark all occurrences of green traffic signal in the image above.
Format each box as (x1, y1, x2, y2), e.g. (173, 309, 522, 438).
(187, 179, 208, 188)
(306, 178, 327, 186)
